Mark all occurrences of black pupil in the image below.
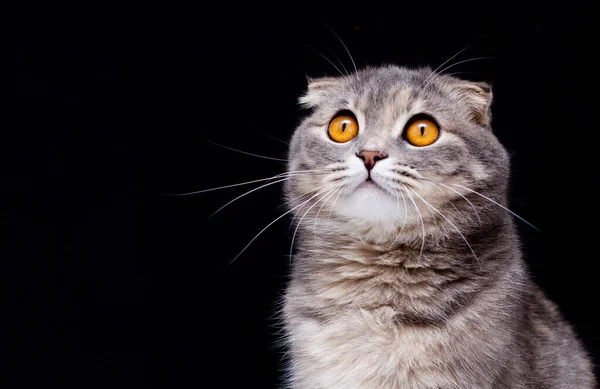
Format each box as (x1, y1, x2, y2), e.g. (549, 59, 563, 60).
(420, 124, 426, 136)
(341, 121, 347, 132)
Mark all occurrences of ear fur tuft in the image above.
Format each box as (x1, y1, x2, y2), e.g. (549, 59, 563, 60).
(298, 77, 340, 107)
(455, 81, 493, 127)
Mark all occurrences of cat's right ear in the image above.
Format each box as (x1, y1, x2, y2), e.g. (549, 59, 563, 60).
(298, 76, 340, 108)
(454, 81, 494, 128)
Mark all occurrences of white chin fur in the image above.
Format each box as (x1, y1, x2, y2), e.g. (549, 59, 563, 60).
(338, 184, 402, 222)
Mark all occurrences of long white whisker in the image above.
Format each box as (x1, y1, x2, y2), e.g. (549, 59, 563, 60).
(421, 42, 476, 89)
(209, 177, 291, 218)
(422, 56, 496, 91)
(165, 169, 330, 196)
(395, 189, 400, 222)
(388, 188, 406, 249)
(290, 186, 338, 261)
(228, 186, 335, 265)
(400, 189, 408, 233)
(321, 21, 359, 81)
(328, 186, 345, 220)
(255, 129, 289, 145)
(404, 187, 425, 262)
(444, 71, 486, 79)
(326, 48, 351, 78)
(450, 184, 540, 231)
(432, 182, 482, 225)
(313, 187, 341, 239)
(281, 179, 335, 211)
(305, 44, 346, 78)
(421, 180, 472, 222)
(165, 177, 279, 196)
(426, 181, 445, 195)
(281, 169, 333, 175)
(205, 138, 287, 162)
(409, 188, 481, 269)
(434, 56, 497, 78)
(290, 183, 336, 226)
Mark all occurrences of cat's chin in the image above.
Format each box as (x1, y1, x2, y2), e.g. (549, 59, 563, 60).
(337, 182, 401, 223)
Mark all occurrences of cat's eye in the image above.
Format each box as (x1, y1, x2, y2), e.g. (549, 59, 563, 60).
(404, 117, 440, 147)
(328, 114, 359, 143)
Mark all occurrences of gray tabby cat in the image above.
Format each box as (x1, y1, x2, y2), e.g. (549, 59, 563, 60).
(282, 65, 596, 388)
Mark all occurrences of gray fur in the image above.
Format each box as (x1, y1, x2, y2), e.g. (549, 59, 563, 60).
(281, 65, 596, 388)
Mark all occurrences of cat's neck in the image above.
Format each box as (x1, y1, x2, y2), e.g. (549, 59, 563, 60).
(290, 214, 525, 325)
(295, 205, 516, 266)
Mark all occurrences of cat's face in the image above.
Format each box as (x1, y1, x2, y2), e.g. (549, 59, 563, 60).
(286, 66, 509, 233)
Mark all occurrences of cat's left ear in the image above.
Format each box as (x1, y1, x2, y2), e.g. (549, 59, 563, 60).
(298, 76, 340, 108)
(455, 81, 493, 128)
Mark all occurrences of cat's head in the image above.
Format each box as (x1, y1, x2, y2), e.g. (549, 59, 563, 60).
(285, 65, 509, 240)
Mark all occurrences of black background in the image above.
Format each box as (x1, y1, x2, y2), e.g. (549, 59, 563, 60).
(13, 3, 599, 388)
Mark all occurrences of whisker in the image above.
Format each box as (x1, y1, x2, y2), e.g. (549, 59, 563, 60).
(305, 44, 347, 78)
(164, 177, 280, 197)
(422, 56, 497, 91)
(420, 40, 477, 90)
(164, 169, 329, 196)
(320, 21, 360, 81)
(290, 185, 338, 261)
(421, 180, 470, 222)
(326, 48, 351, 78)
(435, 56, 498, 77)
(228, 184, 338, 265)
(280, 179, 335, 211)
(279, 166, 347, 210)
(404, 187, 425, 262)
(313, 187, 341, 239)
(409, 188, 481, 269)
(255, 129, 289, 145)
(209, 177, 291, 219)
(395, 189, 400, 223)
(204, 138, 287, 162)
(444, 71, 486, 79)
(388, 188, 407, 249)
(450, 184, 540, 231)
(290, 183, 336, 226)
(400, 189, 408, 233)
(328, 186, 345, 220)
(429, 181, 482, 225)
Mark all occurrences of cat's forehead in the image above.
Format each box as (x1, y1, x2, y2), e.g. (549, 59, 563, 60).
(353, 82, 418, 119)
(322, 66, 440, 113)
(352, 66, 430, 100)
(341, 67, 436, 126)
(357, 66, 430, 90)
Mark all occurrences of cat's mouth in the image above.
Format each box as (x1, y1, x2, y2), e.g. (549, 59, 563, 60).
(356, 175, 412, 199)
(359, 180, 378, 187)
(357, 178, 385, 191)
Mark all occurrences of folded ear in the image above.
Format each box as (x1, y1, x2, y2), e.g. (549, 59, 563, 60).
(298, 76, 340, 108)
(455, 81, 493, 128)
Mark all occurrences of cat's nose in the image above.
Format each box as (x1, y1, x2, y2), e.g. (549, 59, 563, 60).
(357, 150, 387, 171)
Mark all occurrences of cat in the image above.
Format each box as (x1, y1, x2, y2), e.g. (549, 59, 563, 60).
(281, 65, 596, 388)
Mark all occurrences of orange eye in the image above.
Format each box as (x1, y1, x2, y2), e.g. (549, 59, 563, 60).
(328, 114, 359, 143)
(404, 118, 440, 147)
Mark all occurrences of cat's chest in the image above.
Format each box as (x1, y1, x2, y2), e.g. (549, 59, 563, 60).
(290, 307, 466, 389)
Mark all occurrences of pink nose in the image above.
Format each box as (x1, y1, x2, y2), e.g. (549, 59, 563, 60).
(357, 150, 387, 171)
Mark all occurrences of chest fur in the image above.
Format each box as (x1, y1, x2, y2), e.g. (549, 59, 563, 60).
(287, 306, 506, 389)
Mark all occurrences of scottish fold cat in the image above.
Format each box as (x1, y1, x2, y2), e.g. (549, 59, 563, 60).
(280, 65, 595, 388)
